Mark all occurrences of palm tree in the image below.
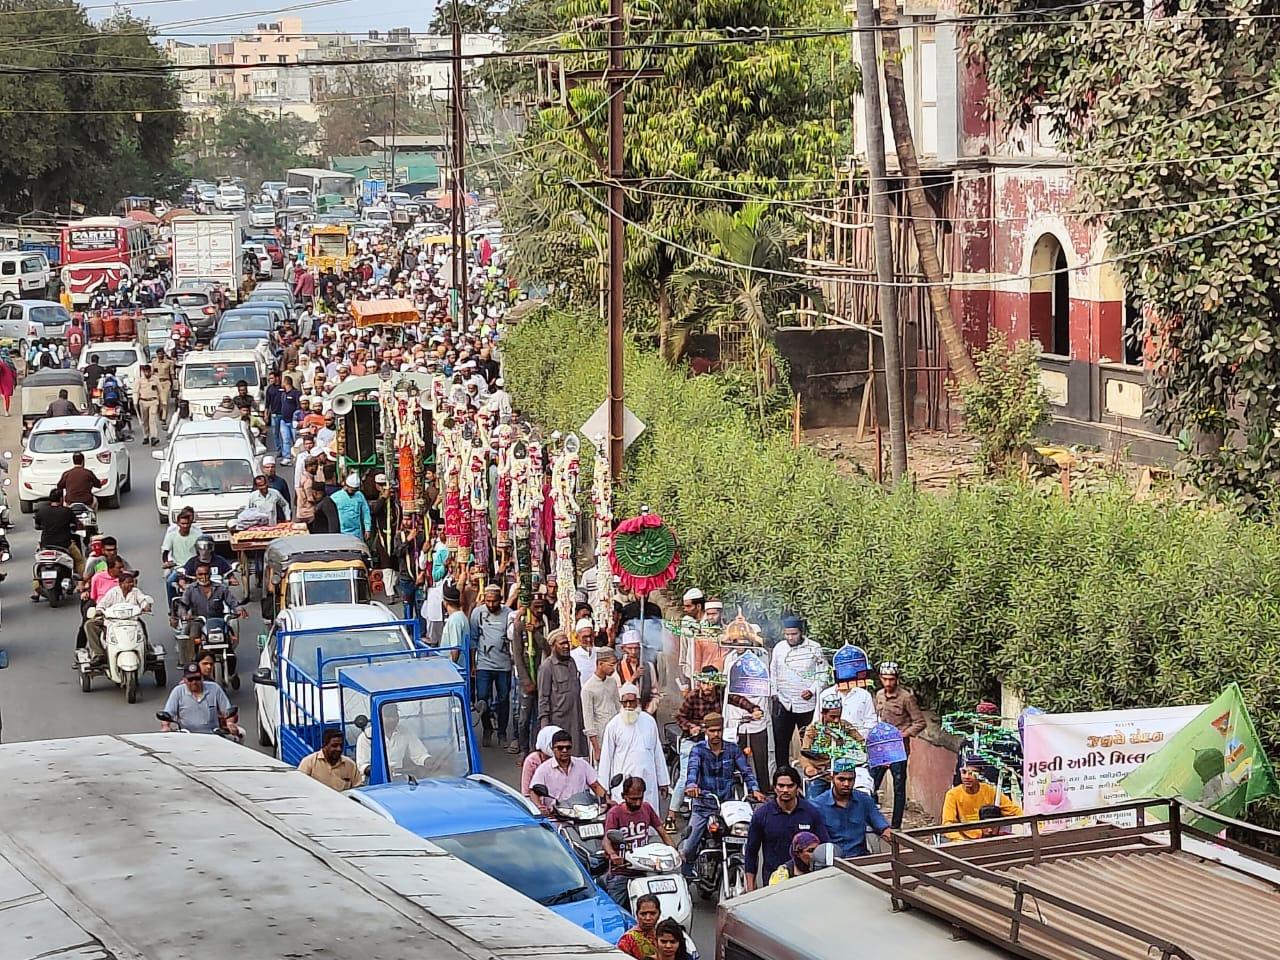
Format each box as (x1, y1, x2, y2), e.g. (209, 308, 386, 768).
(674, 202, 821, 432)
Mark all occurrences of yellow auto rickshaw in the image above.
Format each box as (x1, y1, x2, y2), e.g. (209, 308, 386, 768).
(260, 533, 372, 620)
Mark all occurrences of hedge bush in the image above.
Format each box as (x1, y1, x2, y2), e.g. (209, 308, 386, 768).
(502, 309, 1280, 784)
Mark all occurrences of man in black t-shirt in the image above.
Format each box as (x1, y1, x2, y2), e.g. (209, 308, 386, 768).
(32, 489, 82, 599)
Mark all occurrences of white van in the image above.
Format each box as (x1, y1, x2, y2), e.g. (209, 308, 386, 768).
(0, 252, 51, 301)
(179, 349, 263, 420)
(153, 418, 263, 525)
(155, 431, 259, 537)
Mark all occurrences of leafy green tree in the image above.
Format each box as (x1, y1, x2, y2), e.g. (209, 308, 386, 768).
(427, 0, 503, 34)
(181, 101, 315, 188)
(0, 2, 183, 212)
(961, 0, 1280, 509)
(495, 0, 856, 358)
(317, 65, 447, 157)
(673, 202, 820, 431)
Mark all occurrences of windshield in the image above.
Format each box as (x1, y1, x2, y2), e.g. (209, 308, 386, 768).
(89, 349, 138, 368)
(174, 458, 254, 496)
(251, 205, 273, 214)
(379, 695, 472, 781)
(285, 569, 368, 608)
(30, 306, 67, 327)
(145, 312, 176, 330)
(165, 293, 208, 308)
(431, 825, 591, 907)
(219, 316, 269, 333)
(293, 626, 410, 683)
(213, 335, 266, 351)
(183, 363, 259, 389)
(30, 429, 100, 454)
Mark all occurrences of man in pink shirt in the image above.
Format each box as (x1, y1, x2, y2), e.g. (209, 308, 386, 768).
(530, 728, 607, 811)
(89, 556, 125, 604)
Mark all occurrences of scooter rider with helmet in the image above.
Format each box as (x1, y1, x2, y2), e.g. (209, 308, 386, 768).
(177, 536, 236, 588)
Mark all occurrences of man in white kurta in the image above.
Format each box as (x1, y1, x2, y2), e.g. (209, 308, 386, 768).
(597, 683, 671, 811)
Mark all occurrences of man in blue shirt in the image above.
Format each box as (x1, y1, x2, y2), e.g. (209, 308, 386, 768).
(813, 757, 892, 858)
(681, 712, 767, 876)
(160, 663, 238, 735)
(744, 765, 830, 890)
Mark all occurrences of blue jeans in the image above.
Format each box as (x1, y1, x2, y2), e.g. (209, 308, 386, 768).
(475, 669, 512, 739)
(674, 738, 694, 810)
(680, 808, 710, 876)
(165, 568, 183, 606)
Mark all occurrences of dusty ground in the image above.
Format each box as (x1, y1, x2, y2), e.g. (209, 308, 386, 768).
(803, 425, 1178, 499)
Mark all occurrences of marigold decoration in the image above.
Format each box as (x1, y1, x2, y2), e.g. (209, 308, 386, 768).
(609, 513, 679, 594)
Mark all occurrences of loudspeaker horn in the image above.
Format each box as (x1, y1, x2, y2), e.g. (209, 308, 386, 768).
(331, 394, 354, 416)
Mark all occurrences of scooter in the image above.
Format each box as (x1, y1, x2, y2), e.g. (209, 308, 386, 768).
(33, 547, 76, 607)
(686, 788, 758, 903)
(76, 599, 167, 700)
(533, 785, 609, 877)
(607, 826, 694, 930)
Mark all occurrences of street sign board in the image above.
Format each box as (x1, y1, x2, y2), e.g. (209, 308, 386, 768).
(580, 400, 646, 450)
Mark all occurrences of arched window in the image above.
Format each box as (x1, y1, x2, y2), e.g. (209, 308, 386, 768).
(1029, 233, 1071, 356)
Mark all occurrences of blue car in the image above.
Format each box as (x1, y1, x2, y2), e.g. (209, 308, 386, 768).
(351, 776, 631, 945)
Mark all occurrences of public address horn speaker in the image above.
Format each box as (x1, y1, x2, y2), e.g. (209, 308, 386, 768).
(330, 394, 354, 416)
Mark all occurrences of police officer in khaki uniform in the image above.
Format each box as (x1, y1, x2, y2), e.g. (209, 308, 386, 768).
(134, 364, 163, 447)
(153, 349, 175, 421)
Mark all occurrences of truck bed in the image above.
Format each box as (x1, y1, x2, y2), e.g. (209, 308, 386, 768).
(0, 734, 624, 959)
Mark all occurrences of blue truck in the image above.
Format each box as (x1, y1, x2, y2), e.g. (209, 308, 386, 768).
(252, 604, 479, 784)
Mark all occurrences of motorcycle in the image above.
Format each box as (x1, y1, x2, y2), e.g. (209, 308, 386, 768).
(156, 705, 243, 743)
(69, 502, 97, 551)
(606, 826, 694, 931)
(179, 596, 238, 689)
(76, 599, 167, 700)
(686, 788, 757, 903)
(98, 383, 134, 442)
(532, 785, 609, 877)
(33, 547, 76, 607)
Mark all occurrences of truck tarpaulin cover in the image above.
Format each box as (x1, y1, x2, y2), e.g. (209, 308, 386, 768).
(350, 298, 420, 328)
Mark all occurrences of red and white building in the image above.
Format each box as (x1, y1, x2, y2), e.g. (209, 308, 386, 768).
(843, 1, 1170, 459)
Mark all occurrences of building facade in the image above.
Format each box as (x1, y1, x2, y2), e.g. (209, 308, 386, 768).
(835, 1, 1168, 458)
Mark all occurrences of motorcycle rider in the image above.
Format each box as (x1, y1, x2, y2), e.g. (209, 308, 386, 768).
(798, 694, 867, 798)
(680, 712, 766, 878)
(31, 488, 81, 601)
(160, 662, 239, 736)
(177, 536, 235, 587)
(601, 775, 680, 908)
(173, 561, 245, 672)
(45, 388, 82, 417)
(57, 451, 105, 507)
(83, 567, 151, 667)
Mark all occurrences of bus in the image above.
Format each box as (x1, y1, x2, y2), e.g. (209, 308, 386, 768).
(285, 167, 356, 209)
(59, 215, 151, 306)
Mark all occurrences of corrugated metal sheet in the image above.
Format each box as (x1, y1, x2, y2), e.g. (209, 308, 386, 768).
(908, 849, 1280, 960)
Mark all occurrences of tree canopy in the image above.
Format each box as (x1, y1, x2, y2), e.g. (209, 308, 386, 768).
(962, 0, 1280, 509)
(0, 1, 183, 213)
(181, 102, 316, 190)
(491, 0, 856, 353)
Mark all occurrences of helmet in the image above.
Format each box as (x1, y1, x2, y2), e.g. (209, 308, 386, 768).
(194, 536, 215, 562)
(878, 661, 900, 677)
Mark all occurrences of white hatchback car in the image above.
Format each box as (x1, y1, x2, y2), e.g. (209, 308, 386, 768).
(19, 415, 131, 511)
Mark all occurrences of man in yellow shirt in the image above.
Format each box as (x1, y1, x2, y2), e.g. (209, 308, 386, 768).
(940, 756, 1023, 840)
(298, 728, 363, 792)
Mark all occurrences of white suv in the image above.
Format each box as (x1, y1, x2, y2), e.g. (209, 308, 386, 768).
(19, 415, 131, 511)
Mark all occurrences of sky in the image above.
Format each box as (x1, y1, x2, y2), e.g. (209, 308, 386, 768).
(91, 0, 440, 41)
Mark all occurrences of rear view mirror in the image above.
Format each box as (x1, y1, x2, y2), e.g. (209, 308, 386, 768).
(609, 773, 624, 789)
(531, 784, 549, 799)
(151, 450, 164, 461)
(156, 711, 173, 723)
(2, 450, 10, 459)
(252, 667, 276, 687)
(352, 714, 369, 730)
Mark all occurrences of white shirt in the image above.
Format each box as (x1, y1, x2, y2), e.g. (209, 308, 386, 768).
(356, 726, 430, 777)
(571, 645, 597, 687)
(819, 683, 879, 737)
(769, 638, 827, 712)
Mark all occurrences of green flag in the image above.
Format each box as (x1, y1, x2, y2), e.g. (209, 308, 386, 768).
(1119, 683, 1278, 825)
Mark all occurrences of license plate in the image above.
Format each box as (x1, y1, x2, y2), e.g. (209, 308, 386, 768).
(203, 643, 228, 652)
(578, 823, 603, 839)
(647, 878, 678, 895)
(209, 531, 230, 542)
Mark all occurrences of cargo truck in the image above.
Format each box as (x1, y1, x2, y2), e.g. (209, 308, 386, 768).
(170, 215, 242, 301)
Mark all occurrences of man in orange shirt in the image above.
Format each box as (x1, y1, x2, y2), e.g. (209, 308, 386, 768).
(941, 756, 1023, 841)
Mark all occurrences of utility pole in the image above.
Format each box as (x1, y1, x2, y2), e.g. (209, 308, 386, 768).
(389, 74, 398, 189)
(855, 0, 908, 481)
(450, 9, 470, 333)
(605, 0, 625, 481)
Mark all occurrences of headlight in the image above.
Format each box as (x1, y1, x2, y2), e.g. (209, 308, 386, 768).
(730, 823, 750, 837)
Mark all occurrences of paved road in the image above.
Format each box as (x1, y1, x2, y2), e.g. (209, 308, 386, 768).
(0, 379, 721, 953)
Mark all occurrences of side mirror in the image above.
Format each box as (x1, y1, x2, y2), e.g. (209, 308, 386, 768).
(352, 714, 369, 730)
(530, 784, 549, 799)
(159, 480, 169, 492)
(151, 449, 164, 461)
(156, 711, 173, 723)
(252, 667, 276, 687)
(609, 773, 624, 789)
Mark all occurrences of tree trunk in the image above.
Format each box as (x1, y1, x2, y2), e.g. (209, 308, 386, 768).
(657, 282, 673, 362)
(857, 0, 909, 481)
(878, 0, 978, 387)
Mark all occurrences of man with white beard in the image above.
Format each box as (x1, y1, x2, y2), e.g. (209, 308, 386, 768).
(597, 683, 670, 812)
